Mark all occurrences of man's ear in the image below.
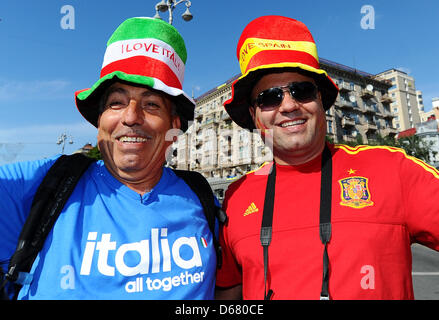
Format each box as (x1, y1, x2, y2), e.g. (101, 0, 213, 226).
(315, 90, 324, 107)
(249, 106, 256, 123)
(172, 115, 181, 131)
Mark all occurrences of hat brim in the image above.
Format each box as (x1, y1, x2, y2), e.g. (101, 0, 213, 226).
(224, 63, 339, 130)
(75, 71, 195, 132)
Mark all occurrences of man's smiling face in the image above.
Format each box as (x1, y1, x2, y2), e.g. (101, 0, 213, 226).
(97, 82, 180, 186)
(249, 72, 327, 165)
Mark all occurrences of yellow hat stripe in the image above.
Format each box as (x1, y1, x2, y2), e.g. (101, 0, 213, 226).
(237, 62, 329, 83)
(238, 37, 318, 74)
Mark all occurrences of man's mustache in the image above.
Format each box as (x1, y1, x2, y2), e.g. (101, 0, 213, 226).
(112, 128, 152, 140)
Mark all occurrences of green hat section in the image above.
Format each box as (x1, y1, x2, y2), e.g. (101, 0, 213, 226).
(75, 17, 194, 133)
(107, 17, 187, 62)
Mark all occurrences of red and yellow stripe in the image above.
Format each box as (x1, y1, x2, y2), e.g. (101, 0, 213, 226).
(335, 144, 439, 179)
(238, 37, 319, 75)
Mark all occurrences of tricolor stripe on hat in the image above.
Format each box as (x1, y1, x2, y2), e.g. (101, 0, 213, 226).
(224, 15, 339, 131)
(75, 17, 194, 132)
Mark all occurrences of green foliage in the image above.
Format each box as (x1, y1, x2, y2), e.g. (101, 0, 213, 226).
(330, 133, 437, 164)
(394, 135, 437, 163)
(86, 145, 102, 160)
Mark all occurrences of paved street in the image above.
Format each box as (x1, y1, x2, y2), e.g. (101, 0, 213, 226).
(412, 244, 439, 300)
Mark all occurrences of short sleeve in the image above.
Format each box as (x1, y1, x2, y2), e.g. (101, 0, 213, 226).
(0, 156, 58, 269)
(401, 155, 439, 250)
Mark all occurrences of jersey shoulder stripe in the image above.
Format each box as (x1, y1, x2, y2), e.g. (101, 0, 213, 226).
(334, 144, 439, 179)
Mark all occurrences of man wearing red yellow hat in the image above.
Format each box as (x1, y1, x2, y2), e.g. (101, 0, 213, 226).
(215, 15, 439, 300)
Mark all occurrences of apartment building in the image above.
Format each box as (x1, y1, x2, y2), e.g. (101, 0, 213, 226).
(375, 69, 422, 131)
(171, 59, 397, 179)
(322, 58, 395, 144)
(171, 74, 272, 179)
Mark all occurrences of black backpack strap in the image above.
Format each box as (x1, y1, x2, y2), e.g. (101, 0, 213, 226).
(4, 153, 95, 297)
(173, 169, 227, 269)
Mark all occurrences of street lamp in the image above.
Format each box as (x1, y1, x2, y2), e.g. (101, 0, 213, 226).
(57, 133, 74, 154)
(153, 0, 193, 25)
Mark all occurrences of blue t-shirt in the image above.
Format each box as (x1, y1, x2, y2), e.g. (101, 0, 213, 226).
(0, 156, 217, 299)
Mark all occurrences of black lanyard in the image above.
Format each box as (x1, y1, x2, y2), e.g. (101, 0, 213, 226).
(260, 144, 332, 300)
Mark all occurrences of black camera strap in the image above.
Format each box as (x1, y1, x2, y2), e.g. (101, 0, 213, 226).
(260, 144, 332, 300)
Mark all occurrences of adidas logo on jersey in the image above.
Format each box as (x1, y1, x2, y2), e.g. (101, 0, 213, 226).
(244, 202, 259, 216)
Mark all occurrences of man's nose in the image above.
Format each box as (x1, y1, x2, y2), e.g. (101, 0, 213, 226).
(121, 100, 144, 126)
(278, 89, 300, 113)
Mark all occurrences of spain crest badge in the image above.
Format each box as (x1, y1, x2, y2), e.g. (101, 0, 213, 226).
(338, 176, 374, 209)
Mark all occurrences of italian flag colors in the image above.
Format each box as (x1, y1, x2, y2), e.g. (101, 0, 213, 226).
(75, 17, 194, 129)
(77, 17, 187, 101)
(200, 237, 208, 248)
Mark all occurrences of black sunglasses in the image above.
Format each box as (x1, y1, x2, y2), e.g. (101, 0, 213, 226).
(252, 81, 318, 110)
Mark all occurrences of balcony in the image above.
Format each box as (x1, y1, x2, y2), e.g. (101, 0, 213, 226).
(339, 82, 353, 92)
(380, 94, 393, 104)
(363, 105, 376, 114)
(342, 134, 356, 142)
(383, 109, 394, 119)
(381, 127, 398, 137)
(338, 100, 355, 109)
(341, 117, 355, 127)
(365, 122, 378, 131)
(361, 89, 374, 99)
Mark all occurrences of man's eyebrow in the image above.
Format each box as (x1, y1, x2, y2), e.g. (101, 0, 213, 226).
(107, 86, 159, 97)
(106, 86, 127, 96)
(141, 89, 161, 97)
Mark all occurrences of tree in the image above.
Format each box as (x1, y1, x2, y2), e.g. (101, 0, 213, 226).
(86, 145, 102, 160)
(394, 135, 437, 163)
(334, 133, 437, 164)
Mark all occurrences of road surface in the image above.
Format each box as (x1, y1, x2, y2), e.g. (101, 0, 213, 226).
(412, 244, 439, 300)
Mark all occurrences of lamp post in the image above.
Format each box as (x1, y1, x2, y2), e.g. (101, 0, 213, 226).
(153, 0, 193, 25)
(57, 133, 74, 154)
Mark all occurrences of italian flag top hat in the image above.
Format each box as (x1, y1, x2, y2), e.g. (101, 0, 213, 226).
(224, 15, 339, 130)
(75, 17, 194, 132)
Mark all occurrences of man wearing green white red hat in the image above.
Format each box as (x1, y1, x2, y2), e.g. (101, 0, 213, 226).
(0, 17, 219, 300)
(216, 16, 439, 300)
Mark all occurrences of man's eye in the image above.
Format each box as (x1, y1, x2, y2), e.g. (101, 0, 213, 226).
(142, 102, 161, 110)
(107, 101, 126, 109)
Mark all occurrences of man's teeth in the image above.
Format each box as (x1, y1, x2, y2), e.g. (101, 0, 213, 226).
(280, 119, 306, 127)
(119, 136, 148, 143)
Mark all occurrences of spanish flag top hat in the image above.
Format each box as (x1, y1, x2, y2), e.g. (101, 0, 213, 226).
(224, 15, 339, 130)
(75, 17, 194, 132)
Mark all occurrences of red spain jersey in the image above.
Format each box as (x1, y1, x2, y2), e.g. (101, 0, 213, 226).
(216, 144, 439, 299)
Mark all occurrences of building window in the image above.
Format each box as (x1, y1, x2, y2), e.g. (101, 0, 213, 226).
(327, 120, 333, 134)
